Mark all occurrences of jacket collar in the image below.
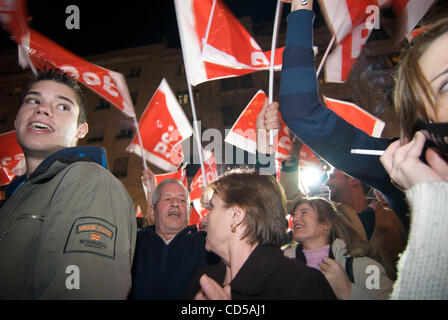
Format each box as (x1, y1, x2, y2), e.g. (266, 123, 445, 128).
(4, 146, 108, 198)
(230, 245, 282, 296)
(143, 225, 197, 243)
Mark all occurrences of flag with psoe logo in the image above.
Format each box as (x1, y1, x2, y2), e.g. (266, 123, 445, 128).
(224, 90, 291, 159)
(319, 0, 437, 83)
(16, 29, 136, 118)
(0, 0, 29, 42)
(0, 130, 25, 186)
(126, 79, 193, 172)
(189, 151, 217, 221)
(0, 1, 135, 118)
(174, 0, 283, 86)
(155, 164, 189, 189)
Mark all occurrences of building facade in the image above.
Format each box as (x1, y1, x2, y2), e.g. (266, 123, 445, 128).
(0, 14, 402, 218)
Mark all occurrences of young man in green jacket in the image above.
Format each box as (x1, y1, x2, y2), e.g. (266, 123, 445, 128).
(0, 70, 136, 299)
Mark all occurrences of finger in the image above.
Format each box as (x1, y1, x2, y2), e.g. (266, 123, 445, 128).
(223, 285, 232, 299)
(259, 98, 269, 116)
(265, 101, 279, 114)
(380, 139, 401, 174)
(426, 148, 448, 180)
(194, 289, 207, 300)
(264, 120, 282, 131)
(392, 140, 416, 169)
(406, 131, 426, 159)
(199, 274, 228, 300)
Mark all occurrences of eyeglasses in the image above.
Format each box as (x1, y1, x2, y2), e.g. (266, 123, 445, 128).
(412, 119, 448, 153)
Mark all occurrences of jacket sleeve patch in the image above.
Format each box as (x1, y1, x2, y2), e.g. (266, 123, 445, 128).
(64, 217, 117, 259)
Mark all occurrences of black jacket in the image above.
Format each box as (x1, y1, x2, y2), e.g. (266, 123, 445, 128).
(185, 245, 337, 300)
(129, 225, 219, 300)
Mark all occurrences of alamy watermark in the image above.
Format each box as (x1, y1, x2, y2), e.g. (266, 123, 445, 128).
(65, 5, 80, 30)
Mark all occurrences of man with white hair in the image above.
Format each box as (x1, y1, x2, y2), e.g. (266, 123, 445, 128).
(129, 176, 219, 300)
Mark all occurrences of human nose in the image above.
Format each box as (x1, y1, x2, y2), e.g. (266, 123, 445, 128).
(34, 102, 52, 117)
(170, 198, 181, 207)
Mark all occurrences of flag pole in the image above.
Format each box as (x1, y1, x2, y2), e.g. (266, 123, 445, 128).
(268, 0, 283, 148)
(202, 0, 217, 53)
(174, 3, 208, 187)
(316, 34, 335, 78)
(132, 115, 152, 202)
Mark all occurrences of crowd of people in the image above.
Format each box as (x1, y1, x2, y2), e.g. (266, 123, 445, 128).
(0, 0, 447, 300)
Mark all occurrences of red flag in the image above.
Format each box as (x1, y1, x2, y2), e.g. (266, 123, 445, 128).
(0, 0, 29, 42)
(319, 0, 436, 82)
(189, 152, 217, 224)
(14, 29, 136, 117)
(392, 0, 437, 39)
(127, 79, 193, 172)
(154, 165, 188, 189)
(199, 0, 282, 70)
(189, 206, 203, 227)
(135, 205, 143, 218)
(319, 0, 379, 82)
(189, 152, 218, 202)
(174, 0, 283, 86)
(323, 96, 385, 137)
(0, 130, 25, 186)
(224, 90, 291, 158)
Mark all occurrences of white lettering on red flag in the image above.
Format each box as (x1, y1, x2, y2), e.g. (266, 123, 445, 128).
(127, 79, 193, 172)
(15, 29, 136, 118)
(174, 0, 283, 86)
(0, 130, 25, 186)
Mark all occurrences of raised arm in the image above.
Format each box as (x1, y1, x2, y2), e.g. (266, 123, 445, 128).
(279, 0, 409, 229)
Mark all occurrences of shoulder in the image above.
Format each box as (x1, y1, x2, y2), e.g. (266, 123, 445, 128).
(61, 162, 128, 194)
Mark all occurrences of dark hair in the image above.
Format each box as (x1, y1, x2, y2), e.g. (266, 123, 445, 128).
(394, 17, 448, 139)
(203, 169, 287, 247)
(21, 68, 88, 125)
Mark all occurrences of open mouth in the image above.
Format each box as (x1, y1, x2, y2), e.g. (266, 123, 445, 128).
(28, 121, 54, 132)
(168, 210, 181, 217)
(293, 224, 305, 231)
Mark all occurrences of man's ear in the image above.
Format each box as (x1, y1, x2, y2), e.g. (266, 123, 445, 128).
(231, 206, 246, 229)
(76, 122, 89, 139)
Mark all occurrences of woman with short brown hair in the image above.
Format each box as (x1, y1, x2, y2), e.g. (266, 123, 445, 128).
(186, 169, 336, 300)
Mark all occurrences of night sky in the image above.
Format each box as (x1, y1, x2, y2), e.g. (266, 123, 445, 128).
(0, 0, 295, 57)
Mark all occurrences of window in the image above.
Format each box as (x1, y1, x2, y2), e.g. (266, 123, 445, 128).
(95, 99, 110, 110)
(87, 124, 105, 143)
(177, 90, 199, 105)
(126, 66, 141, 78)
(177, 91, 189, 105)
(130, 92, 139, 105)
(222, 105, 239, 126)
(0, 110, 9, 125)
(221, 75, 253, 91)
(176, 64, 185, 76)
(115, 119, 134, 140)
(112, 157, 129, 178)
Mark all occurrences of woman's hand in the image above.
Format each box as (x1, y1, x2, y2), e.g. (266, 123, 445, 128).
(282, 0, 314, 11)
(320, 257, 352, 300)
(380, 131, 448, 190)
(194, 274, 231, 300)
